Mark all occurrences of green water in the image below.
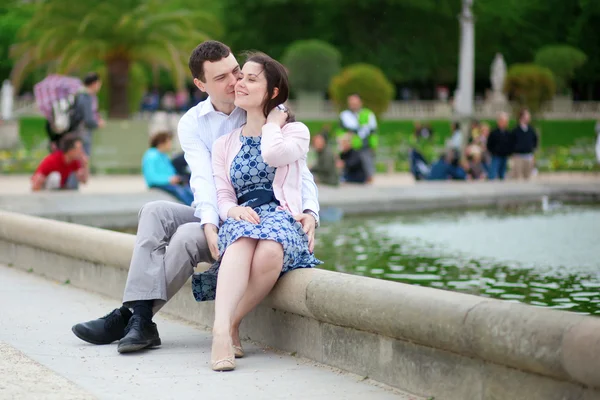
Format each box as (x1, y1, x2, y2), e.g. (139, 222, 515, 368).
(315, 204, 600, 315)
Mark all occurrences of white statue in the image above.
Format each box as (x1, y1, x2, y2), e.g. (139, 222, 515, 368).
(490, 53, 506, 94)
(1, 80, 14, 121)
(490, 53, 507, 106)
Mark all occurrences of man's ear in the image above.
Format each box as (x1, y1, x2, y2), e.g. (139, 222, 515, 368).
(194, 78, 207, 93)
(270, 87, 279, 99)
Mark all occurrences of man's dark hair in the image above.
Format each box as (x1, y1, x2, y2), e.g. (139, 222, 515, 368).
(59, 134, 82, 152)
(150, 131, 173, 148)
(83, 72, 100, 87)
(188, 41, 231, 82)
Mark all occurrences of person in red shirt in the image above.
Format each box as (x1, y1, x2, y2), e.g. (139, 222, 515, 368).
(31, 135, 88, 191)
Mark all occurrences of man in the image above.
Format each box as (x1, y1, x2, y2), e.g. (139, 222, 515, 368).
(310, 134, 339, 186)
(486, 112, 512, 180)
(338, 93, 378, 183)
(31, 135, 88, 191)
(337, 133, 367, 184)
(74, 72, 105, 156)
(510, 109, 538, 180)
(71, 41, 320, 354)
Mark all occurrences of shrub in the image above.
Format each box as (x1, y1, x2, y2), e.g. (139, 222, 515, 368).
(534, 45, 587, 94)
(503, 63, 555, 116)
(282, 40, 341, 93)
(329, 63, 395, 116)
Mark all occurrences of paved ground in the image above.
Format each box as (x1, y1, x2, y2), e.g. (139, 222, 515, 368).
(1, 173, 599, 229)
(0, 265, 418, 400)
(1, 172, 599, 195)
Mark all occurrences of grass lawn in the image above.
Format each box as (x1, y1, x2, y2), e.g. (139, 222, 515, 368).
(4, 116, 598, 175)
(304, 119, 598, 148)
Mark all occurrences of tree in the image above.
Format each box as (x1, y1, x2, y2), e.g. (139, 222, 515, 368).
(503, 63, 555, 115)
(0, 1, 35, 83)
(329, 63, 395, 116)
(11, 0, 221, 118)
(534, 45, 586, 94)
(282, 40, 341, 93)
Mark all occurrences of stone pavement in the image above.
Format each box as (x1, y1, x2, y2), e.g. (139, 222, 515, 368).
(0, 173, 599, 229)
(1, 172, 599, 195)
(0, 265, 418, 400)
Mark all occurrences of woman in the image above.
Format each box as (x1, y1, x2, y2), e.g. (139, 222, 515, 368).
(141, 131, 194, 205)
(192, 53, 321, 371)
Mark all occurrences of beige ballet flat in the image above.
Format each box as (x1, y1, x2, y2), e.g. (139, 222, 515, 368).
(211, 356, 235, 372)
(233, 345, 245, 358)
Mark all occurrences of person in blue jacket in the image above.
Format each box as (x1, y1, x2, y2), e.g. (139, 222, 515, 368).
(142, 132, 194, 205)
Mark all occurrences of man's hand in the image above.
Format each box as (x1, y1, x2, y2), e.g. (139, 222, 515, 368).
(203, 224, 220, 261)
(169, 175, 181, 185)
(294, 213, 316, 253)
(98, 118, 106, 129)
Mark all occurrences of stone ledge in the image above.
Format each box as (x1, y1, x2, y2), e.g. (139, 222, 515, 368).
(1, 210, 600, 399)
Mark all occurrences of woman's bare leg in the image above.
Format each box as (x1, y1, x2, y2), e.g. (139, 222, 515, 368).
(211, 237, 258, 364)
(230, 240, 283, 349)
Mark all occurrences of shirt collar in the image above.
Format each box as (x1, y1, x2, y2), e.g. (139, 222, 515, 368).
(197, 96, 244, 118)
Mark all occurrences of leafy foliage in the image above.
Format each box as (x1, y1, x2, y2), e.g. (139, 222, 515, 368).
(11, 0, 221, 117)
(329, 63, 395, 116)
(504, 64, 555, 115)
(534, 45, 587, 93)
(282, 40, 341, 93)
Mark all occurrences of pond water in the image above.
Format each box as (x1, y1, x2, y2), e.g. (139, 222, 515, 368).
(315, 203, 600, 315)
(117, 203, 600, 315)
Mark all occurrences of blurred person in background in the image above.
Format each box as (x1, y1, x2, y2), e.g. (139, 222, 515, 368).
(142, 131, 193, 205)
(73, 72, 105, 156)
(487, 112, 512, 180)
(337, 133, 367, 184)
(510, 109, 538, 180)
(31, 135, 88, 191)
(339, 93, 378, 183)
(310, 133, 339, 186)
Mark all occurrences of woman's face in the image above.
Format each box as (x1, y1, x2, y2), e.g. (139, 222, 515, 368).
(234, 61, 267, 111)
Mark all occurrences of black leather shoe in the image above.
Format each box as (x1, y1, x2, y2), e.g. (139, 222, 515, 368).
(117, 315, 161, 354)
(72, 307, 132, 345)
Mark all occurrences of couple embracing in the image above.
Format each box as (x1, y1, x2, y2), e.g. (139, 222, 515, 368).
(72, 41, 322, 372)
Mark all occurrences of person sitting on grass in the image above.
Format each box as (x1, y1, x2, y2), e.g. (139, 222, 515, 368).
(337, 133, 367, 184)
(31, 134, 88, 191)
(142, 131, 194, 205)
(310, 133, 339, 186)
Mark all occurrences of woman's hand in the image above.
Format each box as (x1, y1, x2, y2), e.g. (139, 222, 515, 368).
(228, 206, 261, 224)
(266, 105, 288, 128)
(203, 224, 220, 261)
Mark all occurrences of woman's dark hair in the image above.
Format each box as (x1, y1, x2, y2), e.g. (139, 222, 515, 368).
(243, 52, 295, 123)
(150, 131, 173, 148)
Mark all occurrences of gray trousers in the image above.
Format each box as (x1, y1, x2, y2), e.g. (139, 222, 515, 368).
(122, 200, 213, 314)
(359, 148, 375, 179)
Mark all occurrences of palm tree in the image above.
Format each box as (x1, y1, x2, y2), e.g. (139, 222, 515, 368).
(11, 0, 221, 118)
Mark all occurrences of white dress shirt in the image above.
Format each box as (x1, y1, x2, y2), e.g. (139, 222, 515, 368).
(177, 97, 320, 227)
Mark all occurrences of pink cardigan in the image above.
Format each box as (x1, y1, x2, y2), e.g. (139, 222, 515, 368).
(212, 122, 310, 222)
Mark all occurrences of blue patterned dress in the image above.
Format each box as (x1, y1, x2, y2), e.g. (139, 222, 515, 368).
(192, 134, 322, 302)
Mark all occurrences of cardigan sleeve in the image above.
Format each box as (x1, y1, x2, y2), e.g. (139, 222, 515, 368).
(260, 122, 310, 167)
